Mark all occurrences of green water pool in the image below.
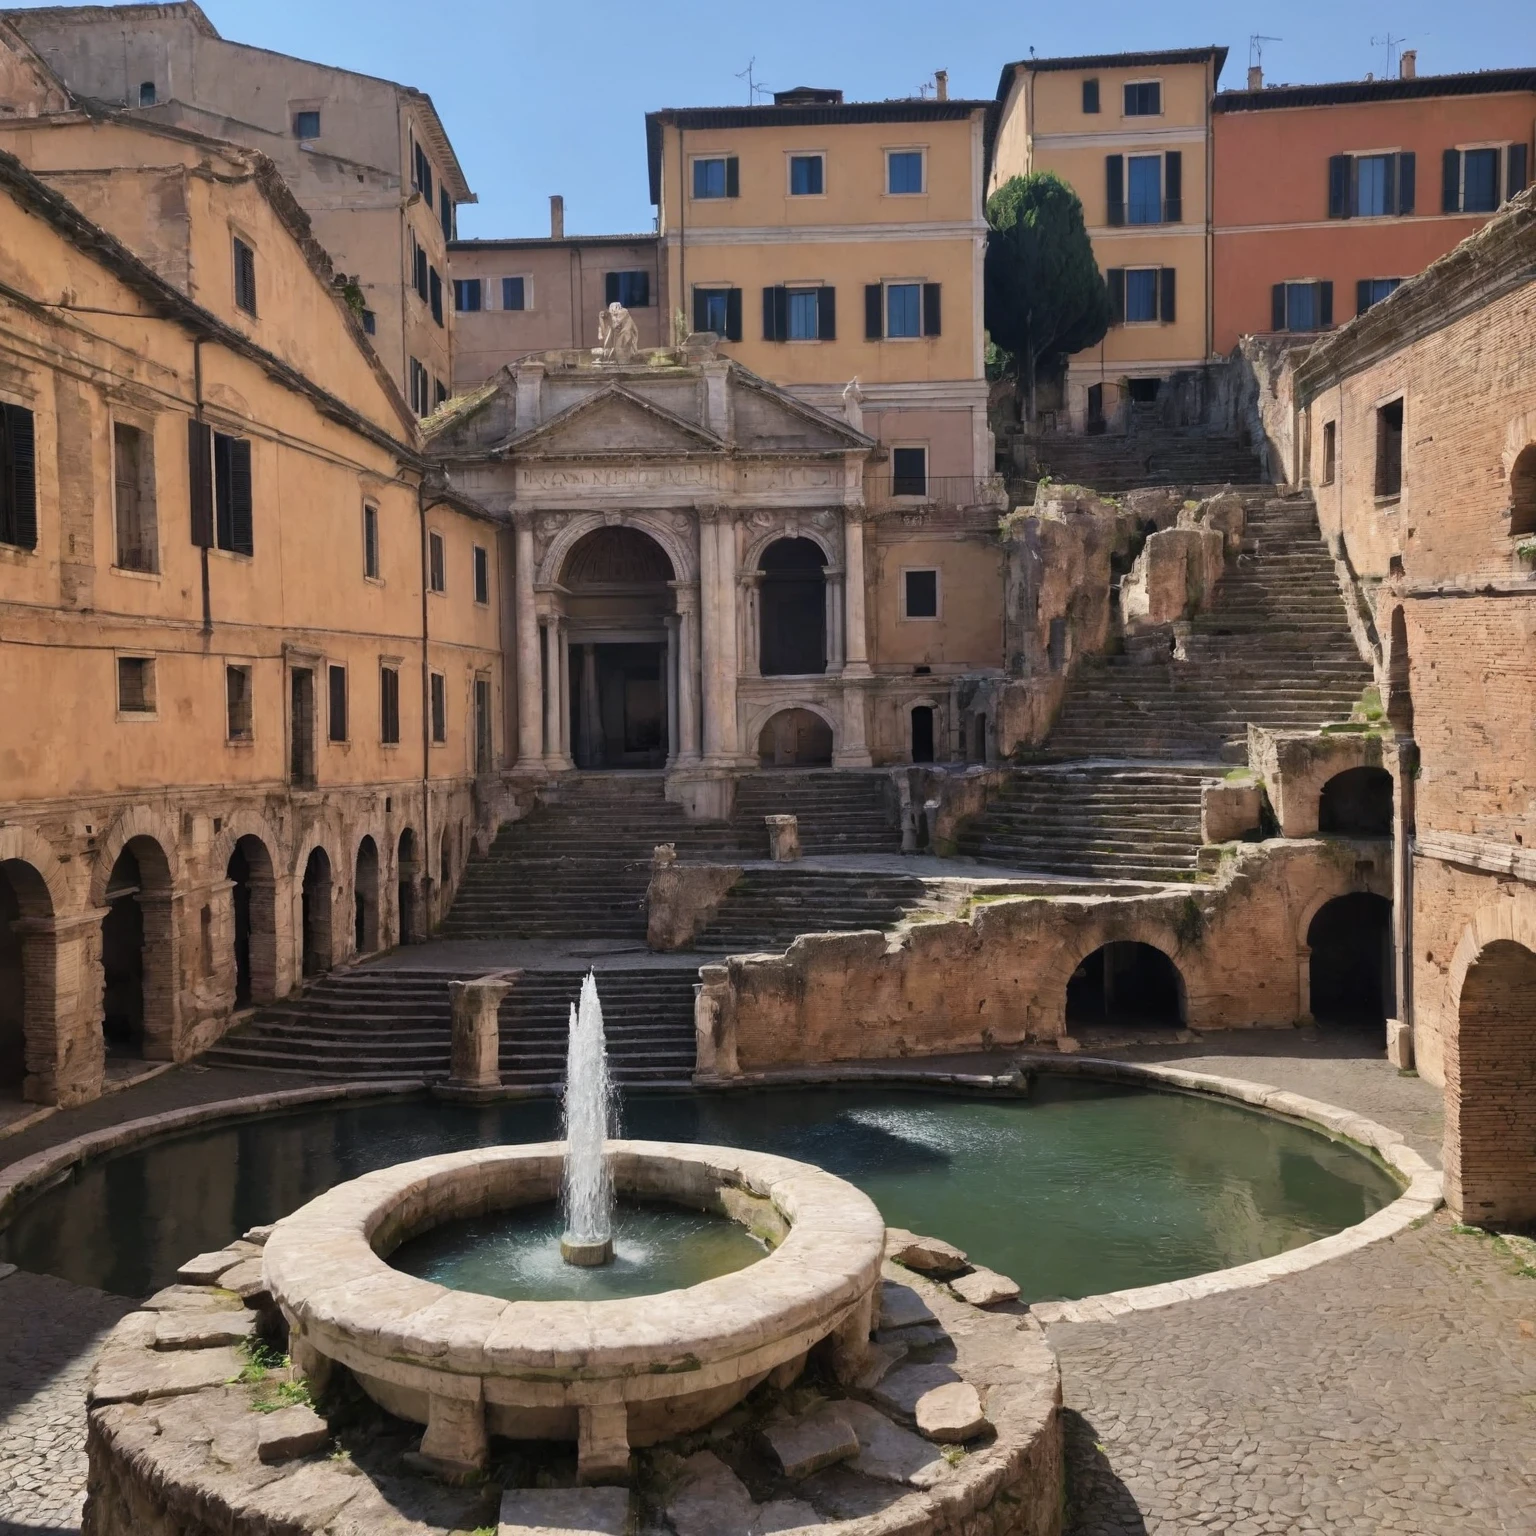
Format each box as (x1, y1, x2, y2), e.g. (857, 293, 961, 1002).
(0, 1077, 1401, 1302)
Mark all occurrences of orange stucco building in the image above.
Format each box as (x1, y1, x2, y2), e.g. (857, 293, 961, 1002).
(1213, 62, 1535, 353)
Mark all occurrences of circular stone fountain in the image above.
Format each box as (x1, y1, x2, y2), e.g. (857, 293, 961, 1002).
(262, 1139, 886, 1483)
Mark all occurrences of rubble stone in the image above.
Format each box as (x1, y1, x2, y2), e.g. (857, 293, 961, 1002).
(914, 1381, 989, 1442)
(256, 1403, 331, 1463)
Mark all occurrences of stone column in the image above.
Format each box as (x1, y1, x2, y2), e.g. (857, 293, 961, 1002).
(443, 972, 516, 1097)
(837, 677, 873, 768)
(580, 643, 601, 769)
(514, 514, 543, 767)
(420, 1385, 488, 1478)
(843, 512, 870, 677)
(671, 581, 702, 765)
(1388, 738, 1418, 1068)
(542, 617, 571, 772)
(700, 511, 740, 764)
(824, 568, 845, 673)
(665, 617, 680, 765)
(558, 619, 572, 763)
(14, 909, 106, 1107)
(738, 570, 762, 678)
(137, 890, 181, 1061)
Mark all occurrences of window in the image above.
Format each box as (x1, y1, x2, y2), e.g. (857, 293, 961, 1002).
(212, 432, 253, 554)
(1440, 145, 1529, 214)
(1127, 155, 1162, 224)
(1356, 277, 1402, 315)
(1463, 147, 1501, 213)
(892, 447, 928, 498)
(409, 358, 430, 417)
(428, 529, 446, 592)
(290, 667, 315, 784)
(363, 503, 380, 580)
(1082, 78, 1100, 114)
(293, 110, 320, 140)
(117, 655, 155, 714)
(138, 81, 156, 107)
(1375, 398, 1404, 500)
(502, 276, 526, 311)
(327, 664, 348, 742)
(380, 665, 401, 745)
(887, 149, 924, 194)
(1124, 80, 1161, 116)
(434, 377, 448, 408)
(233, 236, 257, 316)
(1126, 268, 1158, 322)
(903, 567, 939, 617)
(764, 285, 834, 342)
(692, 155, 738, 199)
(605, 270, 650, 308)
(0, 401, 35, 551)
(226, 664, 252, 740)
(693, 286, 743, 341)
(887, 282, 921, 338)
(412, 141, 433, 202)
(866, 282, 940, 339)
(430, 672, 446, 744)
(1271, 280, 1333, 332)
(361, 308, 377, 335)
(1510, 444, 1536, 537)
(1355, 154, 1391, 216)
(789, 154, 824, 195)
(473, 543, 489, 604)
(412, 237, 429, 302)
(439, 187, 453, 241)
(1329, 152, 1414, 219)
(1321, 420, 1336, 486)
(454, 278, 482, 312)
(474, 677, 492, 774)
(429, 266, 443, 326)
(1107, 152, 1180, 226)
(113, 422, 157, 572)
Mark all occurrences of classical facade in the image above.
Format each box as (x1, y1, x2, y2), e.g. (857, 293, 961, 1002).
(1293, 186, 1536, 1224)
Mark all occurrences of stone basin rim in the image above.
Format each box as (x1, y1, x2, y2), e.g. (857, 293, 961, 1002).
(262, 1138, 887, 1377)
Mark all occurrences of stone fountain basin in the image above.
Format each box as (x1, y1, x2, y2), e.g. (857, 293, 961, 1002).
(262, 1140, 886, 1471)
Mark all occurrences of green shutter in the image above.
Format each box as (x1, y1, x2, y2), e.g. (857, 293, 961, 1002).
(922, 283, 941, 336)
(1328, 156, 1350, 219)
(725, 156, 740, 198)
(1163, 151, 1182, 223)
(1508, 143, 1529, 199)
(817, 285, 836, 341)
(1159, 267, 1176, 323)
(1397, 152, 1416, 214)
(228, 438, 253, 556)
(1272, 284, 1286, 330)
(1357, 279, 1372, 316)
(1107, 268, 1125, 325)
(1318, 281, 1334, 328)
(1106, 155, 1125, 226)
(1442, 148, 1460, 212)
(725, 287, 743, 343)
(188, 418, 213, 548)
(865, 284, 883, 340)
(0, 402, 37, 551)
(605, 272, 620, 305)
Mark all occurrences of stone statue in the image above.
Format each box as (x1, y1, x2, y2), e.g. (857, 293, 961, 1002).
(842, 375, 864, 432)
(596, 301, 641, 363)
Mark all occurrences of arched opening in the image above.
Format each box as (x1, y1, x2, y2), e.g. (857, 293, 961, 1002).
(1066, 941, 1185, 1029)
(911, 705, 935, 763)
(1307, 893, 1393, 1029)
(440, 825, 454, 892)
(1386, 605, 1413, 736)
(1450, 939, 1536, 1225)
(1318, 767, 1394, 836)
(757, 708, 833, 768)
(561, 526, 675, 769)
(301, 847, 332, 978)
(225, 835, 276, 1007)
(397, 828, 418, 944)
(100, 836, 173, 1060)
(354, 837, 380, 955)
(0, 859, 51, 1094)
(1510, 443, 1536, 537)
(972, 714, 988, 763)
(758, 538, 826, 677)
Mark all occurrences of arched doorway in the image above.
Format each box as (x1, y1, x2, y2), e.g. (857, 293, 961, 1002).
(1386, 606, 1413, 735)
(1449, 939, 1536, 1224)
(1067, 942, 1184, 1029)
(397, 828, 418, 944)
(1307, 893, 1392, 1028)
(0, 859, 51, 1094)
(1510, 443, 1536, 537)
(758, 708, 833, 767)
(1318, 768, 1393, 836)
(562, 526, 675, 769)
(301, 847, 332, 977)
(100, 836, 173, 1059)
(226, 836, 276, 1007)
(759, 538, 826, 677)
(354, 837, 380, 955)
(911, 705, 935, 763)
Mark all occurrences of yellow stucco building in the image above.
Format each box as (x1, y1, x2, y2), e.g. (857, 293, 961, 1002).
(989, 48, 1227, 430)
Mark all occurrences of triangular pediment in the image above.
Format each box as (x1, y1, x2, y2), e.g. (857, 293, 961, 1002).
(730, 371, 875, 454)
(512, 386, 723, 458)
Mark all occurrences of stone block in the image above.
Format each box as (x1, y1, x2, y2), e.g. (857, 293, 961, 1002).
(448, 973, 515, 1091)
(914, 1381, 989, 1442)
(850, 1339, 907, 1390)
(576, 1401, 630, 1486)
(763, 1405, 859, 1478)
(948, 1267, 1020, 1307)
(876, 1281, 936, 1331)
(500, 1487, 630, 1536)
(256, 1402, 331, 1463)
(668, 1451, 824, 1535)
(837, 1400, 951, 1489)
(646, 860, 742, 951)
(419, 1387, 487, 1477)
(1386, 1017, 1414, 1070)
(869, 1361, 962, 1421)
(175, 1248, 248, 1285)
(1122, 526, 1225, 632)
(1201, 779, 1264, 843)
(765, 815, 801, 862)
(885, 1228, 968, 1278)
(153, 1308, 256, 1350)
(90, 1342, 244, 1405)
(142, 1284, 243, 1312)
(219, 1257, 269, 1302)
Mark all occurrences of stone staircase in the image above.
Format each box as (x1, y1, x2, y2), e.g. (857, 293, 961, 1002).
(203, 966, 698, 1088)
(694, 868, 930, 952)
(730, 772, 903, 856)
(1021, 429, 1263, 494)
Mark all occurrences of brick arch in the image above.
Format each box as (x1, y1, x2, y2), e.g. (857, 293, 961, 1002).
(1036, 919, 1191, 1035)
(745, 699, 839, 746)
(210, 812, 285, 880)
(0, 825, 70, 917)
(90, 806, 181, 908)
(1445, 890, 1536, 1029)
(537, 510, 697, 587)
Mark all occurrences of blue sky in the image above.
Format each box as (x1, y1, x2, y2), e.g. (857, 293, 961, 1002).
(11, 0, 1534, 237)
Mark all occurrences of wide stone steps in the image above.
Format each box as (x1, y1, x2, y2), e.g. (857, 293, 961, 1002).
(204, 966, 699, 1085)
(693, 870, 929, 952)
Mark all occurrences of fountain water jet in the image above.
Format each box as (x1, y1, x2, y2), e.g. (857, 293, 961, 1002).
(560, 970, 617, 1266)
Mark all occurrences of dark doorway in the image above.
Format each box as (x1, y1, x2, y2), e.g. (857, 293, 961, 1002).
(228, 844, 252, 1005)
(972, 714, 987, 762)
(757, 708, 834, 767)
(911, 705, 935, 763)
(301, 847, 332, 977)
(1067, 941, 1184, 1028)
(574, 642, 667, 769)
(101, 847, 146, 1057)
(290, 667, 316, 786)
(225, 836, 275, 1007)
(1318, 768, 1393, 836)
(1128, 377, 1161, 404)
(1307, 893, 1393, 1028)
(759, 538, 826, 677)
(397, 828, 417, 944)
(354, 837, 380, 954)
(0, 861, 48, 1092)
(1086, 382, 1106, 433)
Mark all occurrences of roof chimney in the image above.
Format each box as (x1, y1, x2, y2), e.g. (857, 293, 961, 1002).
(1399, 49, 1417, 79)
(549, 194, 564, 240)
(935, 69, 949, 101)
(1247, 64, 1263, 90)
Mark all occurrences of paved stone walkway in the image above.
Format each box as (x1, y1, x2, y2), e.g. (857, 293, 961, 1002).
(0, 1037, 1532, 1533)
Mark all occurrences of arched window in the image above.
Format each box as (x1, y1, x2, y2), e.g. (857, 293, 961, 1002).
(1510, 444, 1536, 537)
(758, 539, 826, 677)
(354, 837, 380, 954)
(1318, 767, 1394, 836)
(301, 847, 333, 977)
(1066, 942, 1184, 1028)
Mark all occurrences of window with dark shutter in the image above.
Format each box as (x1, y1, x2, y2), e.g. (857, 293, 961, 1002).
(763, 285, 789, 342)
(1123, 81, 1161, 116)
(1159, 267, 1176, 323)
(429, 267, 443, 326)
(817, 285, 836, 341)
(188, 418, 213, 547)
(293, 110, 320, 139)
(1397, 152, 1416, 214)
(1318, 280, 1334, 327)
(922, 283, 942, 336)
(502, 276, 525, 311)
(439, 188, 453, 240)
(113, 422, 157, 572)
(1328, 156, 1351, 220)
(473, 544, 489, 604)
(380, 666, 400, 745)
(1442, 148, 1461, 212)
(328, 664, 348, 742)
(1272, 283, 1286, 331)
(608, 271, 650, 307)
(233, 237, 257, 315)
(1508, 143, 1529, 200)
(725, 156, 739, 197)
(454, 278, 482, 312)
(0, 401, 38, 551)
(429, 530, 446, 593)
(1356, 279, 1372, 317)
(213, 433, 253, 556)
(1082, 78, 1100, 114)
(695, 288, 737, 338)
(1107, 269, 1126, 325)
(1106, 154, 1125, 226)
(363, 502, 379, 579)
(724, 287, 742, 342)
(1163, 151, 1183, 222)
(865, 284, 883, 339)
(430, 672, 446, 744)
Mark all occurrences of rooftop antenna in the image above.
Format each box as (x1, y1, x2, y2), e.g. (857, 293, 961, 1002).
(1249, 34, 1281, 69)
(735, 58, 770, 104)
(1370, 33, 1407, 76)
